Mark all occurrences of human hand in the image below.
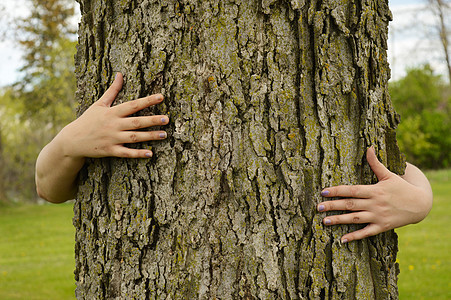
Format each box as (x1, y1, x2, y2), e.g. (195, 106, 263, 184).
(317, 147, 433, 243)
(60, 72, 169, 159)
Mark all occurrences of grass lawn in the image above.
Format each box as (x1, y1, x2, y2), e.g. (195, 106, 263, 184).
(0, 169, 449, 299)
(0, 202, 75, 300)
(396, 168, 451, 299)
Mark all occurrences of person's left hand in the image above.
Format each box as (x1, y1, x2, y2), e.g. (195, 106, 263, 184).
(317, 147, 433, 243)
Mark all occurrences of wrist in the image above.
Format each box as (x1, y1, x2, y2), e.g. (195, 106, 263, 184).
(57, 121, 85, 161)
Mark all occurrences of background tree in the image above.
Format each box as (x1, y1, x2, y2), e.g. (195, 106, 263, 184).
(429, 0, 451, 83)
(74, 0, 404, 298)
(15, 0, 77, 125)
(390, 65, 451, 169)
(0, 0, 77, 201)
(389, 0, 451, 84)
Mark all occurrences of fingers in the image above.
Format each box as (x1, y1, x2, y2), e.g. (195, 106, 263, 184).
(322, 211, 373, 226)
(120, 115, 169, 130)
(113, 94, 164, 117)
(111, 146, 153, 159)
(103, 130, 168, 158)
(321, 184, 374, 199)
(118, 131, 168, 144)
(341, 224, 381, 243)
(317, 198, 370, 212)
(321, 211, 382, 243)
(98, 73, 124, 107)
(317, 146, 393, 244)
(366, 146, 391, 181)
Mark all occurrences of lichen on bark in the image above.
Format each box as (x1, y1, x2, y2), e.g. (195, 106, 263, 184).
(74, 0, 402, 298)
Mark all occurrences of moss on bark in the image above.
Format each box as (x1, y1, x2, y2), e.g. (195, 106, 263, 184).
(74, 0, 402, 298)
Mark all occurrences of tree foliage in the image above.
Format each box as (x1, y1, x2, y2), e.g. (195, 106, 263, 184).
(15, 0, 77, 123)
(390, 65, 451, 169)
(0, 88, 45, 201)
(17, 0, 75, 79)
(0, 0, 77, 202)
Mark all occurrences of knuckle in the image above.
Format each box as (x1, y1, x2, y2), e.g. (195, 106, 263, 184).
(345, 200, 355, 210)
(362, 231, 372, 239)
(103, 108, 112, 116)
(381, 222, 391, 232)
(373, 188, 385, 197)
(352, 216, 360, 223)
(142, 96, 153, 107)
(349, 186, 359, 197)
(129, 100, 139, 110)
(377, 204, 390, 217)
(131, 119, 141, 129)
(115, 148, 132, 158)
(130, 133, 138, 142)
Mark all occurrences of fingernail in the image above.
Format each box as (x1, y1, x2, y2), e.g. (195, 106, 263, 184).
(321, 190, 330, 196)
(324, 219, 331, 225)
(145, 152, 152, 158)
(161, 117, 167, 124)
(115, 73, 118, 80)
(318, 205, 325, 212)
(341, 238, 348, 244)
(159, 132, 167, 139)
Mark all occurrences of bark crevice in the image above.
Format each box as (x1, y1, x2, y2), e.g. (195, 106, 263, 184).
(74, 0, 403, 298)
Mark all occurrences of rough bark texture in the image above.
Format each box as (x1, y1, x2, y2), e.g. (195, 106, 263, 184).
(74, 0, 404, 299)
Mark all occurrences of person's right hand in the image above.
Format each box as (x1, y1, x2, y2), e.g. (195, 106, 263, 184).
(60, 72, 169, 159)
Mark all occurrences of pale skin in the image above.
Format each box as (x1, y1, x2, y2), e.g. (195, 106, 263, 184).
(35, 73, 433, 242)
(35, 73, 169, 203)
(318, 147, 433, 243)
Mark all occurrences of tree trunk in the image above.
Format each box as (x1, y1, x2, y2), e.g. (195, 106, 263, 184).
(433, 0, 451, 83)
(74, 0, 404, 298)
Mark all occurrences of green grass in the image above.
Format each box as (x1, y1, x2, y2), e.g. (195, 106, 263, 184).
(0, 202, 75, 300)
(396, 168, 451, 299)
(0, 170, 449, 299)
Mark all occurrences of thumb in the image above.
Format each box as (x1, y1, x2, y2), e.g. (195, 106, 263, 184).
(367, 146, 391, 181)
(98, 72, 124, 107)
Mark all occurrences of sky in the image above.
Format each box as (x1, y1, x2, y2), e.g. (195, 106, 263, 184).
(388, 0, 449, 79)
(0, 0, 446, 87)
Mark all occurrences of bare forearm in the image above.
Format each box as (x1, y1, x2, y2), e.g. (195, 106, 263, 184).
(35, 131, 85, 203)
(35, 73, 169, 203)
(402, 163, 433, 196)
(401, 162, 433, 217)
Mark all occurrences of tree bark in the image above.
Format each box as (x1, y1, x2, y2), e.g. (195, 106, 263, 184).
(433, 0, 451, 83)
(74, 0, 404, 298)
